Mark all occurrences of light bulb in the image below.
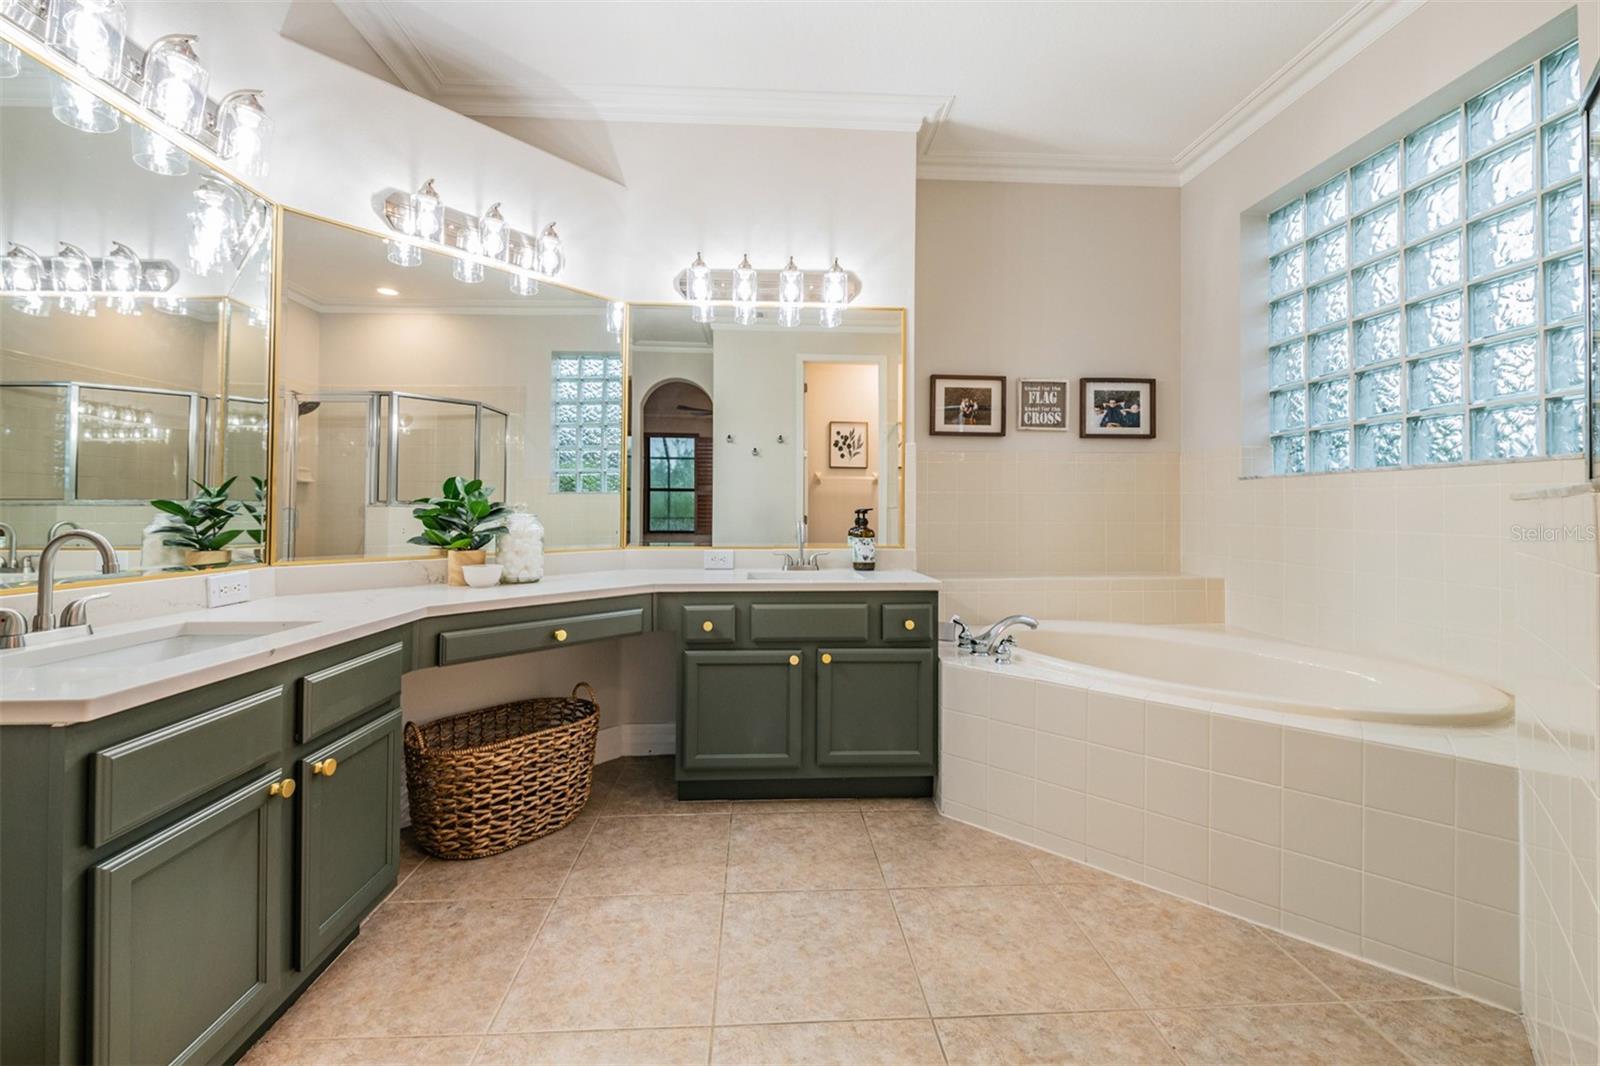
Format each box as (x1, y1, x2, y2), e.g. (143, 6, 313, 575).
(187, 177, 242, 275)
(410, 179, 442, 242)
(452, 225, 483, 284)
(10, 294, 47, 317)
(46, 0, 126, 81)
(0, 40, 20, 79)
(822, 257, 848, 307)
(479, 203, 507, 260)
(103, 242, 140, 292)
(154, 295, 187, 315)
(142, 262, 176, 291)
(509, 240, 539, 294)
(50, 77, 119, 133)
(139, 34, 207, 136)
(778, 256, 803, 308)
(606, 301, 624, 337)
(130, 124, 190, 176)
(385, 239, 420, 268)
(537, 223, 563, 275)
(216, 90, 269, 179)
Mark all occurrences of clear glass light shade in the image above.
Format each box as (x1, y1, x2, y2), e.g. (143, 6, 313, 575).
(130, 124, 190, 176)
(10, 293, 48, 317)
(508, 271, 539, 296)
(139, 35, 208, 136)
(733, 255, 757, 302)
(606, 301, 624, 336)
(777, 303, 801, 328)
(141, 261, 174, 291)
(51, 242, 95, 293)
(385, 239, 420, 268)
(46, 0, 126, 81)
(2, 244, 44, 292)
(187, 178, 241, 275)
(819, 306, 843, 329)
(50, 78, 119, 132)
(690, 302, 715, 325)
(409, 181, 442, 242)
(734, 304, 758, 325)
(0, 39, 20, 79)
(687, 252, 711, 303)
(452, 226, 483, 284)
(217, 91, 270, 179)
(153, 295, 186, 315)
(822, 258, 848, 307)
(102, 242, 140, 293)
(537, 224, 563, 275)
(479, 205, 507, 260)
(778, 257, 803, 313)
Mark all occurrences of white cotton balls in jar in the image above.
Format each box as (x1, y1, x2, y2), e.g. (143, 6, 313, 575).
(496, 511, 545, 583)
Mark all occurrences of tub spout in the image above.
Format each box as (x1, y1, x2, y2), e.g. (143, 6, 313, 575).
(971, 614, 1037, 655)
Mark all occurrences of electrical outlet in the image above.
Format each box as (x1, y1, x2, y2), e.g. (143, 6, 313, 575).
(703, 550, 735, 570)
(206, 572, 251, 608)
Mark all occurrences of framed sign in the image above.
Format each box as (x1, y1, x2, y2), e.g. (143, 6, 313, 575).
(828, 421, 868, 468)
(1080, 377, 1156, 438)
(929, 374, 1006, 437)
(1017, 378, 1069, 431)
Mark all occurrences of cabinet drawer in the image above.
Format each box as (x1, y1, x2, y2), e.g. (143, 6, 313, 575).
(438, 607, 646, 665)
(91, 687, 287, 846)
(298, 642, 405, 742)
(749, 603, 867, 642)
(881, 603, 934, 642)
(682, 604, 736, 643)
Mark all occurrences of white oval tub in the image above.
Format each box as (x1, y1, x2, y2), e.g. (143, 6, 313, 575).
(1011, 621, 1511, 726)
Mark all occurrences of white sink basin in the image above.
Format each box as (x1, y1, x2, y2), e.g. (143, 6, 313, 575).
(743, 569, 843, 581)
(1, 620, 315, 670)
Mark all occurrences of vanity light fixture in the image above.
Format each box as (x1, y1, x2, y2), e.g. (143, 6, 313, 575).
(687, 251, 713, 324)
(536, 223, 563, 276)
(673, 254, 860, 326)
(820, 257, 847, 328)
(451, 223, 484, 284)
(732, 254, 757, 325)
(130, 125, 189, 176)
(215, 89, 269, 178)
(385, 238, 421, 269)
(186, 175, 243, 275)
(50, 75, 117, 132)
(0, 239, 175, 316)
(138, 34, 206, 135)
(410, 179, 443, 244)
(2, 242, 47, 316)
(44, 0, 125, 83)
(51, 241, 95, 315)
(375, 182, 566, 283)
(777, 256, 803, 327)
(102, 240, 141, 313)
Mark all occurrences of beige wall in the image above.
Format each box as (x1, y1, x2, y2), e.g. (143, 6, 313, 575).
(913, 181, 1182, 576)
(805, 362, 880, 542)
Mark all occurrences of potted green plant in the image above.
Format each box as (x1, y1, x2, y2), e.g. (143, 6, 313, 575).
(150, 478, 245, 568)
(408, 476, 509, 586)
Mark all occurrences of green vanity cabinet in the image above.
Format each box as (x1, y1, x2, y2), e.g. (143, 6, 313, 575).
(815, 648, 936, 767)
(682, 650, 805, 770)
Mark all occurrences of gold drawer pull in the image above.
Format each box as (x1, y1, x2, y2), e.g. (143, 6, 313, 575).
(553, 628, 568, 642)
(788, 655, 800, 666)
(702, 620, 715, 633)
(904, 619, 916, 631)
(269, 778, 296, 799)
(312, 758, 338, 777)
(821, 653, 832, 665)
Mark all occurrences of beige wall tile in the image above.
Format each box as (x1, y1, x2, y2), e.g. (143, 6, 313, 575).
(1283, 729, 1362, 803)
(1365, 744, 1454, 825)
(1211, 717, 1282, 785)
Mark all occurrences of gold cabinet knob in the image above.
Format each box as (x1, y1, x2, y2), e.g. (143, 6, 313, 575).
(788, 654, 800, 666)
(701, 620, 715, 633)
(904, 619, 916, 631)
(553, 628, 568, 642)
(821, 653, 833, 665)
(313, 758, 338, 777)
(269, 778, 296, 799)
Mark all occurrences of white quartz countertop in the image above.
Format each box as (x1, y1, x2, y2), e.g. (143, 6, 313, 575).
(0, 569, 938, 725)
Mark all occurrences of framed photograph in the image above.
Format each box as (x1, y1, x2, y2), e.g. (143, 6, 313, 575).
(929, 374, 1006, 437)
(1080, 377, 1156, 439)
(1017, 378, 1069, 431)
(828, 421, 868, 468)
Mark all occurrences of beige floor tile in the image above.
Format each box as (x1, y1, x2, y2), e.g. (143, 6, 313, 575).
(714, 890, 927, 1025)
(270, 900, 550, 1039)
(396, 832, 427, 887)
(1028, 853, 1113, 884)
(242, 1035, 481, 1065)
(391, 825, 589, 902)
(1068, 892, 1331, 1009)
(472, 1028, 710, 1065)
(1264, 930, 1448, 1002)
(1147, 1003, 1408, 1065)
(1352, 998, 1534, 1065)
(935, 1011, 1180, 1065)
(857, 797, 937, 812)
(732, 798, 862, 813)
(491, 893, 723, 1032)
(891, 885, 1132, 1016)
(562, 814, 729, 896)
(711, 1019, 944, 1064)
(1052, 878, 1182, 916)
(866, 812, 1042, 888)
(726, 812, 883, 892)
(600, 757, 731, 816)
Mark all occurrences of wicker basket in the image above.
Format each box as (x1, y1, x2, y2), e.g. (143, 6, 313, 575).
(403, 682, 599, 860)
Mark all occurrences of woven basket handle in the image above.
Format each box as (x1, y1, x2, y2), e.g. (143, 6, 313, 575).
(571, 681, 599, 716)
(404, 720, 426, 752)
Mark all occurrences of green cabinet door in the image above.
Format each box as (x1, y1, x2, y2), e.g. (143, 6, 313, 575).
(92, 770, 286, 1066)
(815, 649, 936, 769)
(682, 650, 804, 771)
(297, 708, 403, 968)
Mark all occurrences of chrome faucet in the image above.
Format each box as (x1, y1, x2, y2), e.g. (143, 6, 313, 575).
(0, 522, 19, 573)
(33, 529, 119, 632)
(773, 522, 829, 571)
(47, 520, 81, 540)
(968, 614, 1038, 656)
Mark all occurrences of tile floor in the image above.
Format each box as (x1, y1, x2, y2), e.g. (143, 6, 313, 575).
(244, 757, 1534, 1065)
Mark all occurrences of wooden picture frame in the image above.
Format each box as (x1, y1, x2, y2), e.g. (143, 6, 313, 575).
(827, 421, 868, 468)
(1017, 378, 1069, 431)
(1079, 378, 1156, 439)
(929, 374, 1006, 437)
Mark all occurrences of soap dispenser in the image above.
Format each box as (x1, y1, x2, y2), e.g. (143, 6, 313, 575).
(848, 507, 876, 572)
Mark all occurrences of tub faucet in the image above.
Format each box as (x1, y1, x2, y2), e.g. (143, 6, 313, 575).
(970, 614, 1038, 656)
(33, 529, 119, 632)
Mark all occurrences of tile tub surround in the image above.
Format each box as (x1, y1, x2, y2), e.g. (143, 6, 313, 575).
(938, 653, 1523, 1010)
(1510, 482, 1600, 1066)
(243, 757, 1532, 1065)
(939, 573, 1225, 628)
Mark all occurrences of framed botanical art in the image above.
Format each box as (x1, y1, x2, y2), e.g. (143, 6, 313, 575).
(929, 374, 1006, 436)
(1080, 377, 1156, 439)
(828, 421, 868, 468)
(1017, 378, 1069, 431)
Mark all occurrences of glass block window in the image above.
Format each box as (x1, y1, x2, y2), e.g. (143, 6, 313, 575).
(1267, 39, 1586, 473)
(550, 352, 623, 493)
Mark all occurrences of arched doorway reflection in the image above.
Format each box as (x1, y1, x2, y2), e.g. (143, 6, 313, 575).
(640, 380, 712, 545)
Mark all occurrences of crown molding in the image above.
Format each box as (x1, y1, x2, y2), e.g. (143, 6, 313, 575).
(1172, 0, 1424, 184)
(916, 151, 1180, 187)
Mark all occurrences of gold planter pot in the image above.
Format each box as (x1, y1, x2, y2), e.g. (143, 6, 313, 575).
(445, 549, 487, 587)
(185, 549, 233, 568)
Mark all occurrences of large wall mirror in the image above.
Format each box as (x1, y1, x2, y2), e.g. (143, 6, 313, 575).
(0, 50, 273, 588)
(275, 210, 622, 561)
(627, 304, 905, 548)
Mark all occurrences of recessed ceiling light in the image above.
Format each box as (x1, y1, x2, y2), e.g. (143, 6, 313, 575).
(376, 286, 400, 297)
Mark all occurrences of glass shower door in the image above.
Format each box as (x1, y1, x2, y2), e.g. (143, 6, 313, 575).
(286, 395, 373, 559)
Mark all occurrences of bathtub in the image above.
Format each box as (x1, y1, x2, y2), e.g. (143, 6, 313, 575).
(1011, 620, 1511, 726)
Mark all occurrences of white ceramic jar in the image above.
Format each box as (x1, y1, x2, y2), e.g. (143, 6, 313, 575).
(496, 511, 544, 583)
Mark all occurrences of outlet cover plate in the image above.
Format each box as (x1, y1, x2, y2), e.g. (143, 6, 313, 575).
(206, 572, 251, 608)
(703, 550, 735, 570)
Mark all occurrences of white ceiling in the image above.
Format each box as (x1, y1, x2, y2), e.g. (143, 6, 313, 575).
(310, 0, 1424, 186)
